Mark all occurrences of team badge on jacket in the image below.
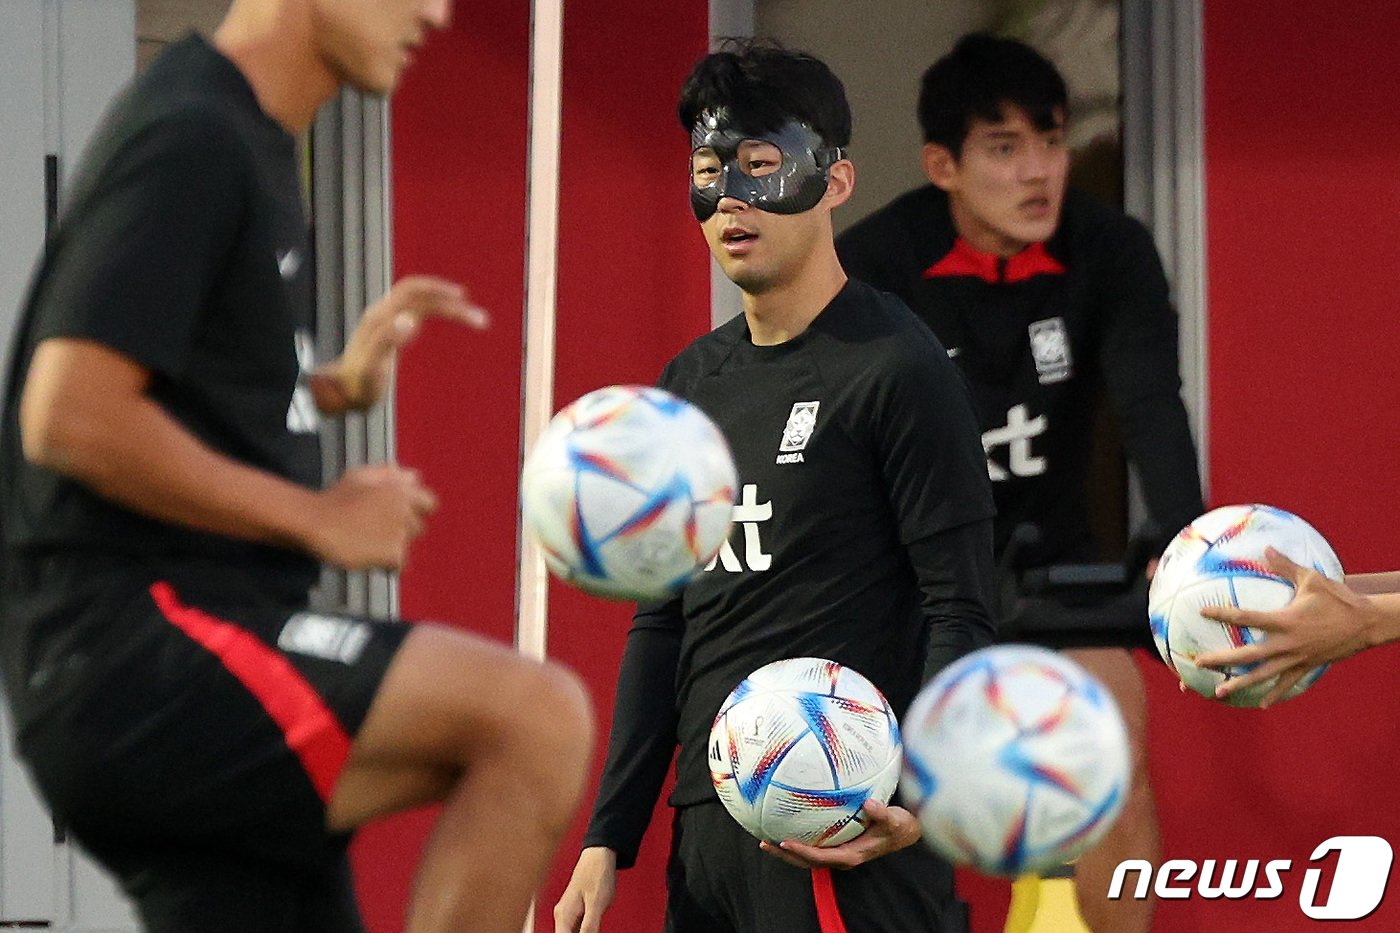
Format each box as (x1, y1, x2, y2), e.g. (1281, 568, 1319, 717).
(777, 401, 819, 464)
(1028, 317, 1073, 384)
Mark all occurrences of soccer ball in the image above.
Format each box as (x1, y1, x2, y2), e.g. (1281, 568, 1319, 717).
(709, 658, 903, 847)
(1148, 503, 1344, 707)
(520, 385, 737, 601)
(901, 645, 1130, 876)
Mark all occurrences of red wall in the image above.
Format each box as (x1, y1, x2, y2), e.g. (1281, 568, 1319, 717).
(352, 8, 532, 929)
(1132, 3, 1400, 930)
(536, 1, 710, 929)
(359, 3, 708, 930)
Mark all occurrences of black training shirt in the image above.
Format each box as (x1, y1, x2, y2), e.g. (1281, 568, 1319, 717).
(838, 185, 1203, 567)
(583, 279, 997, 867)
(1, 35, 320, 597)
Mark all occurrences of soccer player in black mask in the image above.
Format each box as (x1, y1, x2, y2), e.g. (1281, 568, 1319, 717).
(555, 41, 996, 933)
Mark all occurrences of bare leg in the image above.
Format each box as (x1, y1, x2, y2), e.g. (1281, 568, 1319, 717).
(1064, 647, 1157, 933)
(326, 624, 594, 933)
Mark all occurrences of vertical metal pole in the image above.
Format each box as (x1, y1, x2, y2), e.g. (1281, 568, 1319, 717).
(312, 91, 396, 617)
(518, 1, 565, 927)
(1121, 0, 1209, 497)
(518, 0, 564, 666)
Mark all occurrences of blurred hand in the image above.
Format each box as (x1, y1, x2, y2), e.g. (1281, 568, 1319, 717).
(1196, 546, 1375, 707)
(757, 799, 921, 870)
(319, 276, 489, 411)
(554, 847, 617, 933)
(310, 465, 437, 570)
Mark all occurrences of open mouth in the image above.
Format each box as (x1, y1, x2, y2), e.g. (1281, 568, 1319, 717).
(721, 228, 757, 243)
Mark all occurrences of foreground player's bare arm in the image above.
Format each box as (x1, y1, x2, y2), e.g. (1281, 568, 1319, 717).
(22, 338, 433, 571)
(1344, 570, 1400, 596)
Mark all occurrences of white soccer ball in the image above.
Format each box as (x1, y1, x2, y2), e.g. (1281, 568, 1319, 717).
(521, 385, 737, 601)
(901, 645, 1131, 876)
(709, 658, 903, 847)
(1148, 503, 1343, 707)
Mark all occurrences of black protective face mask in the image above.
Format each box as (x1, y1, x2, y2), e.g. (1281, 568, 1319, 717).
(689, 112, 846, 221)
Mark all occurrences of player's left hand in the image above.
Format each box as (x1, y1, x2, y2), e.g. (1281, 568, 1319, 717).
(314, 275, 490, 412)
(757, 799, 922, 870)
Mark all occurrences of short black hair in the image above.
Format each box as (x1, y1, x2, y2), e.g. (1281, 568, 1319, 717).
(677, 38, 852, 149)
(918, 34, 1067, 156)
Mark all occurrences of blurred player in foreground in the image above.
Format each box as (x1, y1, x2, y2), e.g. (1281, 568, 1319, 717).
(0, 1, 591, 931)
(554, 40, 996, 933)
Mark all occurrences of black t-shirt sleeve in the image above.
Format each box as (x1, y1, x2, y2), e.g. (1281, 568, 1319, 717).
(1093, 218, 1204, 542)
(580, 597, 683, 869)
(868, 333, 997, 543)
(34, 113, 248, 377)
(909, 518, 998, 681)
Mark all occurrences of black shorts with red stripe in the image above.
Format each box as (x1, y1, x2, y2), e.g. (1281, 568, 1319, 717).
(1, 551, 409, 932)
(665, 802, 970, 933)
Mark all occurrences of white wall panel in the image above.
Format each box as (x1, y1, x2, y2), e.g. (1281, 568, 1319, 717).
(0, 2, 138, 928)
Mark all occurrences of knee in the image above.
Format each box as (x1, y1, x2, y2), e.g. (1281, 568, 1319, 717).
(525, 661, 595, 770)
(495, 661, 595, 804)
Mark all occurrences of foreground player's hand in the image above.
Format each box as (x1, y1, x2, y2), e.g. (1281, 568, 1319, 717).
(1196, 546, 1375, 707)
(554, 846, 617, 933)
(311, 465, 437, 570)
(758, 799, 921, 870)
(314, 275, 490, 412)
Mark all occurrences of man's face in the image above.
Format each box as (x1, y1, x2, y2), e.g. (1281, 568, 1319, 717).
(311, 0, 452, 95)
(691, 139, 831, 295)
(927, 104, 1069, 255)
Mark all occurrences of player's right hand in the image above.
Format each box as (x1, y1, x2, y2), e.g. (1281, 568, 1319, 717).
(553, 846, 617, 933)
(1198, 546, 1375, 707)
(311, 465, 438, 570)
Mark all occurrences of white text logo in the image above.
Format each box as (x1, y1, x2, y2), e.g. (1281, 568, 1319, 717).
(1109, 837, 1393, 920)
(705, 484, 772, 572)
(982, 403, 1046, 481)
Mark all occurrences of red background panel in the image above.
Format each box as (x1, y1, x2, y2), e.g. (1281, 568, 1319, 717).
(535, 2, 710, 930)
(1126, 2, 1400, 930)
(357, 2, 708, 931)
(353, 6, 532, 930)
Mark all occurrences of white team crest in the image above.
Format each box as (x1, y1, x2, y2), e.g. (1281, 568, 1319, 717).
(1028, 317, 1072, 384)
(778, 401, 820, 462)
